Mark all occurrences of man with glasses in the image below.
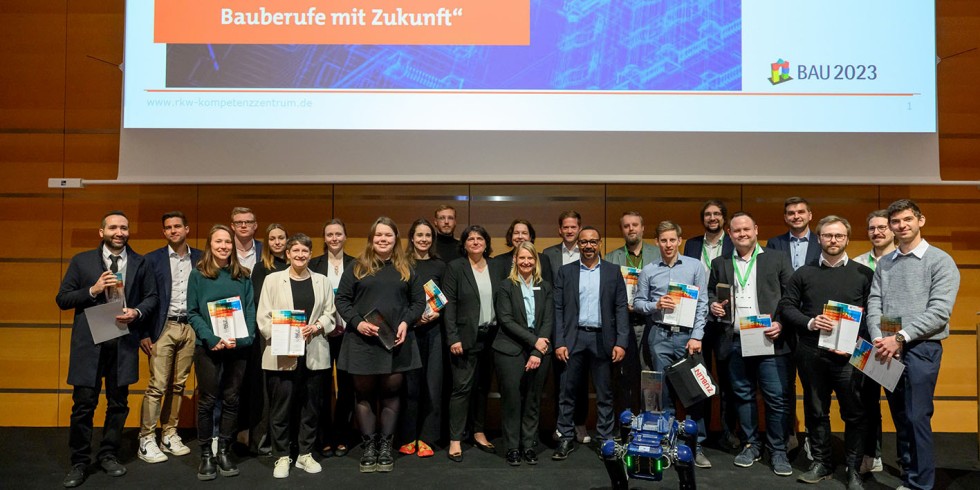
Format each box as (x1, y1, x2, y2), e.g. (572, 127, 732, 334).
(230, 207, 261, 271)
(552, 227, 629, 460)
(851, 210, 895, 475)
(867, 199, 959, 490)
(777, 216, 873, 490)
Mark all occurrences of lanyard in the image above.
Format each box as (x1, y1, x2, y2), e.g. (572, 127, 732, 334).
(701, 233, 723, 271)
(733, 246, 759, 289)
(868, 255, 876, 272)
(624, 246, 642, 269)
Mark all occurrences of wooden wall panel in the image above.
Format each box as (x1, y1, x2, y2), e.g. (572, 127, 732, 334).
(64, 0, 123, 130)
(742, 185, 880, 243)
(0, 134, 65, 194)
(936, 336, 977, 397)
(0, 1, 67, 129)
(0, 329, 60, 389)
(0, 263, 64, 325)
(0, 393, 59, 426)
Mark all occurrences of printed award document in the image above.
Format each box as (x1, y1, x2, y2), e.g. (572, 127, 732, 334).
(207, 296, 249, 339)
(662, 282, 700, 328)
(739, 314, 775, 357)
(423, 279, 448, 317)
(620, 266, 641, 307)
(818, 301, 863, 353)
(850, 338, 905, 392)
(84, 299, 129, 344)
(271, 310, 307, 357)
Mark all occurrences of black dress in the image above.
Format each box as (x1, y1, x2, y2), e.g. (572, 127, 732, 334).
(335, 260, 425, 375)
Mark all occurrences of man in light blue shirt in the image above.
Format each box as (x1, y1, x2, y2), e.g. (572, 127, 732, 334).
(634, 221, 710, 468)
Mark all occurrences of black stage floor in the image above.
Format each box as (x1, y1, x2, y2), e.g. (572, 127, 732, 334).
(2, 428, 978, 489)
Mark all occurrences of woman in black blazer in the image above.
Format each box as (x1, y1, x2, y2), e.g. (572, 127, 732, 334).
(309, 219, 357, 457)
(493, 242, 553, 466)
(444, 225, 504, 461)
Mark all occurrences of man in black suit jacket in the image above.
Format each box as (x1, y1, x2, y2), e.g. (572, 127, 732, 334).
(552, 227, 629, 460)
(707, 212, 795, 477)
(682, 199, 738, 449)
(56, 211, 158, 487)
(137, 211, 202, 464)
(765, 196, 820, 271)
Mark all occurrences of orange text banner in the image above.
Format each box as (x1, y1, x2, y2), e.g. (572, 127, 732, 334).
(155, 0, 530, 46)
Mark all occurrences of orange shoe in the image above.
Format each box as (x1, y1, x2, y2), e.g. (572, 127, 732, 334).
(416, 441, 434, 458)
(398, 441, 417, 455)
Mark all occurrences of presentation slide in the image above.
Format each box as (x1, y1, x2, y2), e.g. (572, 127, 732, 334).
(124, 0, 937, 133)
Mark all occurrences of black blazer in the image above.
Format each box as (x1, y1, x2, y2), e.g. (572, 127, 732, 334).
(144, 245, 203, 342)
(309, 252, 356, 280)
(765, 231, 821, 269)
(56, 245, 159, 387)
(683, 234, 735, 264)
(553, 259, 630, 359)
(491, 248, 553, 285)
(443, 257, 507, 351)
(493, 279, 553, 358)
(707, 248, 793, 355)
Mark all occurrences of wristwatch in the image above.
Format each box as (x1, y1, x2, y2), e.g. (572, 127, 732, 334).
(895, 334, 906, 350)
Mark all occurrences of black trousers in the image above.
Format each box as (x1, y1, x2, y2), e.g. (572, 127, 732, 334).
(702, 321, 738, 437)
(244, 336, 270, 453)
(558, 331, 614, 441)
(69, 338, 130, 465)
(612, 324, 642, 416)
(796, 341, 865, 469)
(448, 344, 490, 441)
(195, 346, 247, 446)
(267, 362, 326, 457)
(399, 324, 444, 445)
(319, 335, 356, 448)
(495, 351, 551, 450)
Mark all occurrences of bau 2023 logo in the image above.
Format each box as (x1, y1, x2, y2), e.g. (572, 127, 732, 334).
(770, 58, 879, 85)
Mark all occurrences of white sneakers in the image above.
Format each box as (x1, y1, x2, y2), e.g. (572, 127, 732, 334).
(295, 453, 322, 473)
(138, 435, 168, 463)
(274, 456, 291, 479)
(161, 433, 191, 456)
(860, 455, 883, 474)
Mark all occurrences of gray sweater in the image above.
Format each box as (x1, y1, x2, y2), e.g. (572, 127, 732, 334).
(867, 240, 960, 341)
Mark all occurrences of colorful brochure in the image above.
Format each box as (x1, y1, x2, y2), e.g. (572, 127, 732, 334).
(271, 310, 307, 357)
(662, 282, 699, 328)
(620, 266, 641, 307)
(207, 296, 249, 340)
(818, 301, 862, 353)
(423, 279, 448, 317)
(850, 338, 905, 392)
(880, 316, 901, 337)
(739, 314, 774, 357)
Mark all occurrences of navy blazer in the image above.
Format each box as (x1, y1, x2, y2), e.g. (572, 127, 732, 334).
(553, 259, 630, 359)
(682, 234, 735, 264)
(765, 231, 820, 269)
(707, 248, 793, 356)
(56, 245, 159, 387)
(145, 245, 203, 342)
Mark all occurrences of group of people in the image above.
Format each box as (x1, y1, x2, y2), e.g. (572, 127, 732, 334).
(57, 198, 958, 490)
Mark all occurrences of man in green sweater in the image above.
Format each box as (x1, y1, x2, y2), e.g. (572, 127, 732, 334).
(867, 199, 960, 490)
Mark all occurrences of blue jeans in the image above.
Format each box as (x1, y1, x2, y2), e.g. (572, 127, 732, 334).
(648, 326, 707, 447)
(727, 336, 792, 455)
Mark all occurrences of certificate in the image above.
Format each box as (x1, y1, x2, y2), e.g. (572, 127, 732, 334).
(818, 301, 862, 353)
(739, 314, 774, 357)
(84, 299, 130, 344)
(271, 310, 306, 357)
(850, 338, 905, 392)
(662, 282, 699, 328)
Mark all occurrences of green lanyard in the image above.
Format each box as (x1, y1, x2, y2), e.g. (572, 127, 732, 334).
(868, 255, 876, 272)
(624, 246, 642, 269)
(733, 246, 760, 289)
(701, 233, 723, 271)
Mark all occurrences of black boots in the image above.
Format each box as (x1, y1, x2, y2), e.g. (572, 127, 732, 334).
(359, 434, 378, 473)
(197, 446, 217, 481)
(215, 440, 239, 477)
(377, 435, 394, 472)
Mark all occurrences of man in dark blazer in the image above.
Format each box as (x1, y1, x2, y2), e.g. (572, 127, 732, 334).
(682, 199, 737, 449)
(56, 211, 158, 487)
(708, 212, 795, 477)
(552, 226, 630, 460)
(765, 196, 820, 271)
(137, 211, 202, 464)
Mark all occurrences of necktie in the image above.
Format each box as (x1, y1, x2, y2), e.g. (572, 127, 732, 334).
(110, 255, 120, 273)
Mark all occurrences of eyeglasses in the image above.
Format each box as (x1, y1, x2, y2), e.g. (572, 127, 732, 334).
(232, 220, 256, 227)
(578, 239, 600, 246)
(819, 233, 847, 241)
(867, 225, 888, 232)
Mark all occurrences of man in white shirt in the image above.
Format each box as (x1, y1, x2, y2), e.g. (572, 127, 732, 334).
(231, 207, 261, 271)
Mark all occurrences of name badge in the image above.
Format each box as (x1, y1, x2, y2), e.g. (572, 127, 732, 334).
(532, 287, 541, 291)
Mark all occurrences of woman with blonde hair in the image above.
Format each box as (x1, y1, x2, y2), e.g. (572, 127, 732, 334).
(335, 217, 425, 473)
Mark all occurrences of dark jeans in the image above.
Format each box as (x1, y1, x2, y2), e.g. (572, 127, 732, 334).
(861, 373, 883, 459)
(320, 335, 355, 449)
(69, 339, 129, 465)
(649, 326, 707, 446)
(728, 337, 792, 455)
(267, 362, 326, 457)
(399, 324, 443, 445)
(796, 341, 865, 469)
(558, 331, 615, 441)
(887, 340, 942, 490)
(195, 345, 247, 446)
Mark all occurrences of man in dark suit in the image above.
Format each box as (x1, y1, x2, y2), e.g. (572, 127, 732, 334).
(552, 226, 630, 460)
(707, 212, 794, 477)
(765, 196, 820, 271)
(56, 211, 158, 487)
(137, 211, 202, 464)
(682, 199, 738, 450)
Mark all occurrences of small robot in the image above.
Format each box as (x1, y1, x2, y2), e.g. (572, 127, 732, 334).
(600, 410, 698, 490)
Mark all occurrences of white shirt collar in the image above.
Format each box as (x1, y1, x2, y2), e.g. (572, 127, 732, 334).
(894, 238, 930, 259)
(820, 252, 849, 268)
